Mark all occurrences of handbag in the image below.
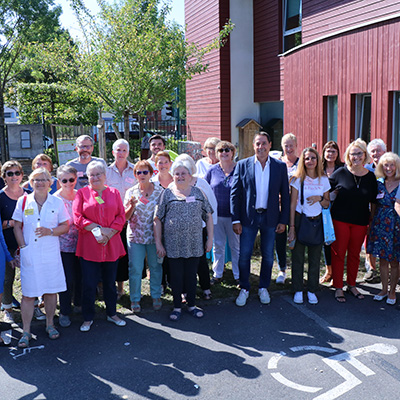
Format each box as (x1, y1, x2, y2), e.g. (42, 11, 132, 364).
(322, 207, 336, 245)
(297, 180, 324, 246)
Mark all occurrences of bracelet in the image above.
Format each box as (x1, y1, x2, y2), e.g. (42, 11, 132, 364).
(319, 196, 324, 202)
(19, 245, 26, 249)
(50, 228, 54, 236)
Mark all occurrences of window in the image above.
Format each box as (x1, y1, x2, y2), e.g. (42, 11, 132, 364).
(4, 112, 12, 118)
(326, 96, 338, 142)
(392, 92, 400, 154)
(20, 130, 31, 149)
(354, 94, 371, 143)
(283, 0, 302, 51)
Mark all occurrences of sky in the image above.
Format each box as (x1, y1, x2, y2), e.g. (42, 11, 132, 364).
(56, 0, 185, 40)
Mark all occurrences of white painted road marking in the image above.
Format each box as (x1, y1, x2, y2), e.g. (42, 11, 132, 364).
(268, 343, 398, 400)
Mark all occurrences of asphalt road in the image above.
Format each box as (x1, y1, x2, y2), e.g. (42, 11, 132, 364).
(1, 283, 400, 400)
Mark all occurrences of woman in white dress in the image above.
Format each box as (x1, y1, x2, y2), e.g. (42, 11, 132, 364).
(13, 168, 69, 348)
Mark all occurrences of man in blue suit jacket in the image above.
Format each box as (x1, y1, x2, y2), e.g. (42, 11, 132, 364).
(230, 132, 289, 306)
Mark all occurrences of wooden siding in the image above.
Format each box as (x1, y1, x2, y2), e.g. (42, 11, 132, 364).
(253, 0, 283, 102)
(185, 0, 231, 144)
(303, 0, 400, 43)
(283, 19, 400, 153)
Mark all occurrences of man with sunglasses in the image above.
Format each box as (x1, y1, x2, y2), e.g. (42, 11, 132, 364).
(66, 135, 106, 190)
(231, 132, 290, 307)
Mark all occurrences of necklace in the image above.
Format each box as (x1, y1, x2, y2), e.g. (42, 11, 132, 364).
(353, 174, 362, 189)
(386, 180, 398, 192)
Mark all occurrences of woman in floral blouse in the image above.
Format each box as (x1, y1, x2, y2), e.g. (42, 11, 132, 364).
(124, 160, 163, 312)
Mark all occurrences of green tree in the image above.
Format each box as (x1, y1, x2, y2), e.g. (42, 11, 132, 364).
(0, 0, 64, 162)
(34, 0, 233, 139)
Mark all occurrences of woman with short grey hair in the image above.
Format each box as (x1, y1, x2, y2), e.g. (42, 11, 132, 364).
(154, 159, 213, 321)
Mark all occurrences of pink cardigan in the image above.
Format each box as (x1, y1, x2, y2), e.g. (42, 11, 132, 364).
(73, 186, 126, 262)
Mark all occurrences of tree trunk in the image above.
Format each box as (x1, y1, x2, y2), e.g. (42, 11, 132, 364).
(154, 110, 158, 131)
(124, 111, 130, 139)
(112, 123, 123, 140)
(0, 94, 7, 163)
(97, 115, 106, 161)
(50, 124, 59, 166)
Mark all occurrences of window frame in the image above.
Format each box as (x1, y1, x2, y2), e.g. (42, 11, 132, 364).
(20, 130, 31, 149)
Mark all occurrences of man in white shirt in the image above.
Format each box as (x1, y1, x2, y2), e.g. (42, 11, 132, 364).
(230, 132, 290, 306)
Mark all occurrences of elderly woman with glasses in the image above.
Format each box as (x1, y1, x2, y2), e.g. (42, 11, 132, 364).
(13, 168, 70, 347)
(329, 139, 377, 303)
(205, 141, 240, 284)
(54, 165, 81, 328)
(73, 161, 126, 332)
(195, 137, 221, 178)
(125, 161, 163, 312)
(154, 158, 213, 321)
(0, 161, 31, 324)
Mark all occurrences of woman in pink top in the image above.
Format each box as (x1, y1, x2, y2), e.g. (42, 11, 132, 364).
(73, 161, 126, 332)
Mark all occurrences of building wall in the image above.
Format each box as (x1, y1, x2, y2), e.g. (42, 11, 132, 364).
(253, 0, 283, 102)
(302, 0, 400, 43)
(185, 0, 231, 144)
(230, 0, 260, 147)
(9, 124, 43, 159)
(283, 18, 400, 152)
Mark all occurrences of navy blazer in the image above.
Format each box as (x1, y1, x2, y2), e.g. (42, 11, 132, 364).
(230, 155, 290, 228)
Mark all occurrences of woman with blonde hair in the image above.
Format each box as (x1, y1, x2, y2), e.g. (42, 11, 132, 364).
(288, 148, 330, 304)
(13, 168, 70, 347)
(329, 139, 377, 302)
(196, 137, 221, 178)
(368, 152, 400, 305)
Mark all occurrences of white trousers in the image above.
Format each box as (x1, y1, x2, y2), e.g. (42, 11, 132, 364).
(212, 216, 240, 279)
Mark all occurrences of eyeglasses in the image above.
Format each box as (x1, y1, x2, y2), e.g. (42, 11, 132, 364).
(223, 176, 232, 187)
(218, 148, 231, 153)
(77, 145, 92, 150)
(6, 171, 21, 177)
(33, 179, 49, 183)
(305, 157, 317, 161)
(61, 178, 76, 184)
(88, 173, 103, 179)
(136, 170, 149, 175)
(349, 152, 364, 158)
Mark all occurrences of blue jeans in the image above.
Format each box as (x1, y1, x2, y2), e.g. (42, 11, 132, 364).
(239, 213, 276, 291)
(128, 242, 162, 302)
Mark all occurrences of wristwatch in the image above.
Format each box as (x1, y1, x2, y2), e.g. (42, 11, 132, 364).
(50, 228, 54, 236)
(6, 220, 10, 228)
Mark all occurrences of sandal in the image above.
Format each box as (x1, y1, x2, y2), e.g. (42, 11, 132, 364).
(210, 277, 222, 285)
(335, 289, 346, 303)
(18, 332, 32, 348)
(46, 325, 60, 340)
(169, 310, 181, 321)
(187, 307, 204, 318)
(203, 291, 212, 300)
(320, 273, 332, 284)
(131, 302, 141, 313)
(153, 298, 162, 311)
(347, 286, 364, 300)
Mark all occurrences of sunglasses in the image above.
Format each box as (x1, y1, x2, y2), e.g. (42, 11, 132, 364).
(61, 178, 76, 184)
(6, 171, 21, 177)
(136, 170, 149, 175)
(218, 148, 231, 153)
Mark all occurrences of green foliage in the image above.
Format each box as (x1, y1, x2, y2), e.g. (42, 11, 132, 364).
(30, 0, 233, 134)
(44, 147, 57, 164)
(16, 82, 98, 126)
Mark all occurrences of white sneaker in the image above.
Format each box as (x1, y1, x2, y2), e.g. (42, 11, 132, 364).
(3, 310, 14, 324)
(34, 307, 46, 321)
(276, 271, 287, 284)
(236, 289, 249, 307)
(307, 291, 318, 305)
(294, 291, 303, 304)
(258, 288, 271, 304)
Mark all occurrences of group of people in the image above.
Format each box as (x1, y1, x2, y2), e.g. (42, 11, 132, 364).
(0, 130, 398, 348)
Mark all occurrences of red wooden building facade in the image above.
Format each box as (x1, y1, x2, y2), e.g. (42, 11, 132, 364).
(185, 0, 400, 155)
